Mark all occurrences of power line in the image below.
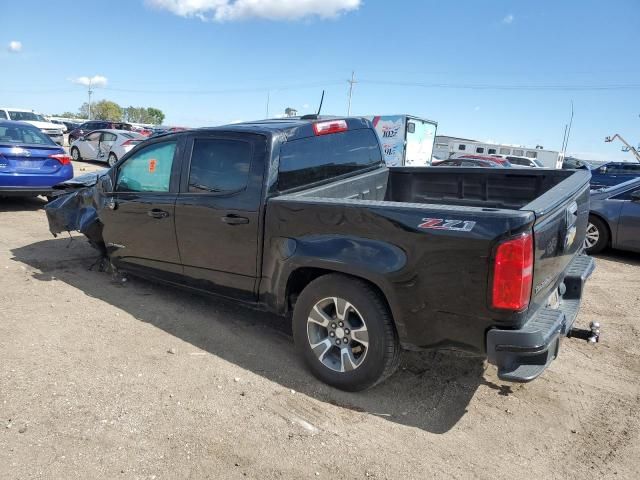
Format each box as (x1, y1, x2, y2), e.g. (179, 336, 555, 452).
(357, 79, 640, 91)
(101, 80, 343, 95)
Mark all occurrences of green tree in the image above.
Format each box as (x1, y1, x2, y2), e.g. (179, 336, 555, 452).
(78, 102, 90, 118)
(144, 107, 165, 125)
(92, 100, 122, 121)
(123, 106, 145, 123)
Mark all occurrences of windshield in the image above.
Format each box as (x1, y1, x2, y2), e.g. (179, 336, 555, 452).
(8, 111, 40, 122)
(0, 124, 56, 146)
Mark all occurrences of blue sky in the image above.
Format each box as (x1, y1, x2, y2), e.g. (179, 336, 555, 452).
(1, 0, 638, 160)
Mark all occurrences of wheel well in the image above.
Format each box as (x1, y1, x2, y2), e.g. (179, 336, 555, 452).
(285, 268, 394, 321)
(589, 213, 612, 245)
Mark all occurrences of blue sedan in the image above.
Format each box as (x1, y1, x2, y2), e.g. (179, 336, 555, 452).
(586, 177, 640, 254)
(0, 120, 73, 197)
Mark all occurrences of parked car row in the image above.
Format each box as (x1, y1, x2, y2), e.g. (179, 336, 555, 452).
(589, 162, 640, 189)
(67, 121, 134, 144)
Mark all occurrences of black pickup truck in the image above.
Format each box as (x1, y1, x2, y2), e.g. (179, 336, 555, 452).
(46, 116, 595, 391)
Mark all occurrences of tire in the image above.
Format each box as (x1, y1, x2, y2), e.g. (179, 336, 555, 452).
(107, 152, 118, 167)
(585, 215, 609, 255)
(292, 274, 400, 391)
(70, 146, 81, 162)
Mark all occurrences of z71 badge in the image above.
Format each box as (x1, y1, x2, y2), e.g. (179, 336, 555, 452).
(418, 218, 476, 232)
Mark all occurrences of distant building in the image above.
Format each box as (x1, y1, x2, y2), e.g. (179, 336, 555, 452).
(434, 135, 562, 168)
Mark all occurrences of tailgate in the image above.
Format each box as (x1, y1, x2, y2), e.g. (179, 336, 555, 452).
(525, 169, 591, 310)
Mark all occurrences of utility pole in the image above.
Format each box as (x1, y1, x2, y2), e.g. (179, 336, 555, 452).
(347, 71, 357, 115)
(87, 79, 93, 120)
(266, 91, 270, 118)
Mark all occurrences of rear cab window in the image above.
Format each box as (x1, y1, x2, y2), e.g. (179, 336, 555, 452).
(278, 128, 383, 191)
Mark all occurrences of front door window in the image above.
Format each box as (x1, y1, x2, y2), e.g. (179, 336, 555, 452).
(116, 141, 177, 192)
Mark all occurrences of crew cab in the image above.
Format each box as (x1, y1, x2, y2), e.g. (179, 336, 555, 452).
(46, 116, 595, 391)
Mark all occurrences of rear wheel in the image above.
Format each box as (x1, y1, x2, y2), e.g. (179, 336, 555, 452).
(107, 152, 118, 167)
(292, 274, 400, 391)
(70, 146, 81, 162)
(585, 215, 609, 254)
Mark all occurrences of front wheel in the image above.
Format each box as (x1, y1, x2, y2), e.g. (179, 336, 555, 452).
(292, 274, 400, 391)
(107, 152, 118, 167)
(584, 215, 609, 255)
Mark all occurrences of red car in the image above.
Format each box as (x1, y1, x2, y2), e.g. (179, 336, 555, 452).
(438, 154, 512, 168)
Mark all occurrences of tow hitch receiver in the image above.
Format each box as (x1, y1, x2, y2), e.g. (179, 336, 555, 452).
(569, 321, 601, 343)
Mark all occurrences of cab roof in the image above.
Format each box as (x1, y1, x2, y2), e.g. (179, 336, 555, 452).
(193, 116, 373, 142)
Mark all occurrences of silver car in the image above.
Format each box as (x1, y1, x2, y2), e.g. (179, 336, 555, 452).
(70, 129, 145, 167)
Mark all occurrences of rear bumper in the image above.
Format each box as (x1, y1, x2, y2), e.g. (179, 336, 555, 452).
(486, 254, 595, 382)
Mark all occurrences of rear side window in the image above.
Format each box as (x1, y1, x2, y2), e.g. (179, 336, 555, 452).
(188, 138, 252, 193)
(278, 129, 382, 191)
(0, 125, 55, 145)
(0, 111, 7, 120)
(102, 132, 117, 142)
(116, 141, 177, 192)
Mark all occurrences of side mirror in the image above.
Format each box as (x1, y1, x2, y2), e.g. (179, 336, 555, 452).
(97, 172, 114, 193)
(78, 136, 85, 141)
(631, 190, 640, 202)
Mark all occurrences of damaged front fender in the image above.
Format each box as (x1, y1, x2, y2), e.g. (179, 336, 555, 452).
(44, 169, 111, 255)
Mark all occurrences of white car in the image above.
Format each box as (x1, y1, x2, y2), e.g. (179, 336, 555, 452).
(0, 108, 64, 145)
(70, 129, 145, 167)
(491, 154, 544, 168)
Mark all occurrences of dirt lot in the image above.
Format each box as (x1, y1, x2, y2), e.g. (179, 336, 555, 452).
(1, 172, 639, 479)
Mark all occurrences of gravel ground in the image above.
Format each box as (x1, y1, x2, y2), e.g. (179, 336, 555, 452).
(1, 187, 639, 479)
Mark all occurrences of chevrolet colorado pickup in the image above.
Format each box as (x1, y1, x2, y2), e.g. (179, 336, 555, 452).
(46, 116, 595, 391)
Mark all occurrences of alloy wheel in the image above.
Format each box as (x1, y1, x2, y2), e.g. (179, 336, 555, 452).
(584, 222, 599, 249)
(306, 297, 369, 373)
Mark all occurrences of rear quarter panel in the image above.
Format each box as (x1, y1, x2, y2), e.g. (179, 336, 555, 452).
(261, 197, 535, 352)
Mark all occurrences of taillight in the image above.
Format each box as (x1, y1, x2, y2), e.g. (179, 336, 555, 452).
(312, 119, 348, 136)
(49, 153, 71, 165)
(491, 232, 534, 311)
(122, 140, 141, 146)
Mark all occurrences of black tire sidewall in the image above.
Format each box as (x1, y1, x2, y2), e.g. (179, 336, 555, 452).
(292, 275, 394, 391)
(586, 215, 608, 255)
(71, 147, 80, 161)
(108, 153, 117, 166)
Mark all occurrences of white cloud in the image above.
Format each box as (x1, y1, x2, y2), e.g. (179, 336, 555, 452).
(146, 0, 361, 21)
(8, 41, 22, 53)
(71, 75, 108, 87)
(502, 14, 514, 24)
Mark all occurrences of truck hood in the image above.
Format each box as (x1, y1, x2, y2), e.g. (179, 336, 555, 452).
(23, 120, 62, 131)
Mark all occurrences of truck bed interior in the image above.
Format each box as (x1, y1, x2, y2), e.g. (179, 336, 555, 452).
(285, 167, 576, 210)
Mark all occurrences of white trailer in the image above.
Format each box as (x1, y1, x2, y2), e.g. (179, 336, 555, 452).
(366, 115, 437, 166)
(433, 136, 562, 168)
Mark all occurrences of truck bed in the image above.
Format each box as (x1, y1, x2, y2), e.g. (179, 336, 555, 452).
(284, 166, 576, 211)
